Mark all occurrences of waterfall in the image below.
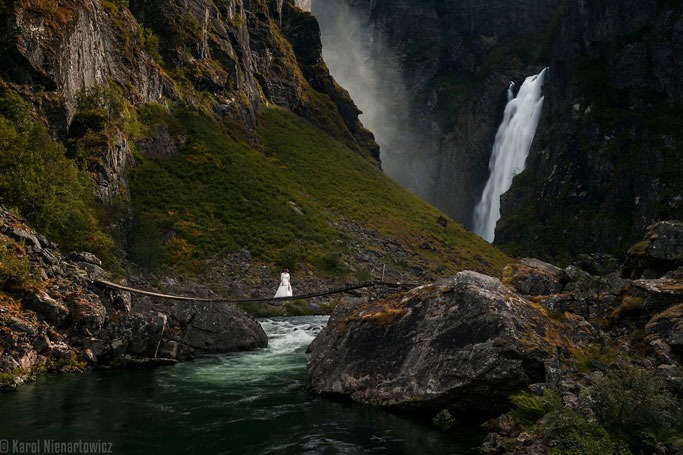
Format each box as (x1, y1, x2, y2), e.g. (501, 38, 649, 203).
(473, 68, 548, 242)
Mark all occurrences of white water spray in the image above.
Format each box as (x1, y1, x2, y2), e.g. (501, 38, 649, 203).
(473, 68, 548, 242)
(311, 3, 427, 196)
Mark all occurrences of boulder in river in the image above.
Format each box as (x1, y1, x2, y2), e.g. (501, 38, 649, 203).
(174, 301, 269, 353)
(306, 271, 569, 417)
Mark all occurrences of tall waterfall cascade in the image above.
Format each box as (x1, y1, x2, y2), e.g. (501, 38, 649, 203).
(473, 68, 548, 242)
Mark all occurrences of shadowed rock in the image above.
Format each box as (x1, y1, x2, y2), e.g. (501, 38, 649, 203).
(622, 221, 683, 279)
(307, 271, 565, 417)
(503, 258, 564, 296)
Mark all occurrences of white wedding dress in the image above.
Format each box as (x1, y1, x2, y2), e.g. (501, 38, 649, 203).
(274, 272, 293, 298)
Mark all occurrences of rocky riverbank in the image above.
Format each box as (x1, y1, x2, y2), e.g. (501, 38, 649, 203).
(306, 221, 683, 452)
(0, 206, 267, 390)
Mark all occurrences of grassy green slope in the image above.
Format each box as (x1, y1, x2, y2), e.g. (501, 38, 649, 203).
(129, 104, 508, 278)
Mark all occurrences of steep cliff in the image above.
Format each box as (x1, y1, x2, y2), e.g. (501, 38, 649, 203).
(0, 0, 510, 292)
(0, 0, 383, 267)
(315, 0, 682, 265)
(497, 0, 683, 264)
(312, 0, 563, 228)
(0, 0, 166, 129)
(127, 0, 377, 157)
(0, 205, 267, 390)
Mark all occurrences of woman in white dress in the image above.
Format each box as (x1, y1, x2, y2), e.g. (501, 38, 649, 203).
(274, 268, 293, 298)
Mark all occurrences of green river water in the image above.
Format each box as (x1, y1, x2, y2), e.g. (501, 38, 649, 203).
(0, 316, 482, 454)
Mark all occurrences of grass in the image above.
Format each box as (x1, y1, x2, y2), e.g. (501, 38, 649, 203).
(258, 107, 509, 272)
(128, 103, 508, 277)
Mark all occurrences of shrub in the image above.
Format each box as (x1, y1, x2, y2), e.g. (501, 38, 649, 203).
(586, 364, 683, 452)
(508, 389, 629, 454)
(140, 28, 163, 65)
(542, 407, 629, 455)
(0, 237, 32, 288)
(510, 389, 562, 426)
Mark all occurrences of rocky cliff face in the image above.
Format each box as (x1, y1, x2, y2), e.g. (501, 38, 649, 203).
(312, 0, 562, 228)
(0, 205, 267, 389)
(0, 0, 378, 206)
(497, 0, 683, 263)
(0, 0, 166, 131)
(127, 0, 377, 157)
(315, 0, 682, 264)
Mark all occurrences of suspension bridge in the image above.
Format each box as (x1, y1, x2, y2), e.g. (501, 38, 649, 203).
(93, 278, 418, 305)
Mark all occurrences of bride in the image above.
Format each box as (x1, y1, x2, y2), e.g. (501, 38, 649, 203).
(274, 268, 293, 298)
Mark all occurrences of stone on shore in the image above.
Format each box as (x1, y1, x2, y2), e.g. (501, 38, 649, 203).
(306, 271, 567, 417)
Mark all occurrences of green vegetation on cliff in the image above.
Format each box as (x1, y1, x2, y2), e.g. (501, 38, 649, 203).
(128, 104, 508, 276)
(0, 0, 510, 282)
(0, 90, 114, 258)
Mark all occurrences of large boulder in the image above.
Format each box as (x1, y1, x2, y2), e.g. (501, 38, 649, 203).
(502, 258, 564, 296)
(538, 266, 631, 320)
(622, 221, 683, 279)
(131, 297, 268, 356)
(103, 311, 168, 358)
(646, 304, 683, 357)
(306, 271, 566, 417)
(610, 278, 683, 328)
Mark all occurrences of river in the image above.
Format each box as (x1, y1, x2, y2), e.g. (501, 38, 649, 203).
(0, 316, 482, 454)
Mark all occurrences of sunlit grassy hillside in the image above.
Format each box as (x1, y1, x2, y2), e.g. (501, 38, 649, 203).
(128, 104, 509, 278)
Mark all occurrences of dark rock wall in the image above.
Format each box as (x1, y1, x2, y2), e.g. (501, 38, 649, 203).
(1, 0, 165, 129)
(314, 0, 682, 262)
(498, 0, 683, 263)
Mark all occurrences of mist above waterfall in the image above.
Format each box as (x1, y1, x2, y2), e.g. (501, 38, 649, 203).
(473, 68, 548, 242)
(311, 3, 439, 200)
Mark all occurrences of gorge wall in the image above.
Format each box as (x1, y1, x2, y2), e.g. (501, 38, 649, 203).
(498, 0, 683, 263)
(313, 0, 682, 264)
(0, 0, 512, 300)
(312, 0, 563, 230)
(0, 0, 377, 163)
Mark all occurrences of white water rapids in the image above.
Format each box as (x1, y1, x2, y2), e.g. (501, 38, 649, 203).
(473, 68, 548, 242)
